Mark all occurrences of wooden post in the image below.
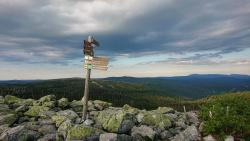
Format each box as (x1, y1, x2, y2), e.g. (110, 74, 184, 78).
(183, 105, 186, 113)
(82, 67, 91, 121)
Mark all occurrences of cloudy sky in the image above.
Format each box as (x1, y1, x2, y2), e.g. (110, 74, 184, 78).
(0, 0, 250, 80)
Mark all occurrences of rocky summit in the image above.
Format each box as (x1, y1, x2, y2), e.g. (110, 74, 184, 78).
(0, 95, 201, 141)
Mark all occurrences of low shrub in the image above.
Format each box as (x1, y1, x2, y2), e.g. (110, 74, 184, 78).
(200, 93, 250, 139)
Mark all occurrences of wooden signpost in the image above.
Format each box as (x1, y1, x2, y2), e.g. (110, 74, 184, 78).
(82, 36, 109, 121)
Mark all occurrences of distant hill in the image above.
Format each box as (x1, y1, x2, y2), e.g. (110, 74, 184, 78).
(0, 78, 183, 110)
(104, 74, 250, 98)
(0, 74, 249, 110)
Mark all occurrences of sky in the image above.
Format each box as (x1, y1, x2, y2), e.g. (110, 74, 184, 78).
(0, 0, 250, 80)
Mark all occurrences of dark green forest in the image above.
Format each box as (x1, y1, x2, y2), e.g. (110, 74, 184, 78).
(0, 78, 195, 110)
(1, 75, 250, 110)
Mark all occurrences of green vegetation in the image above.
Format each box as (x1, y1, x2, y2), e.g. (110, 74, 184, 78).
(199, 92, 250, 139)
(0, 78, 186, 110)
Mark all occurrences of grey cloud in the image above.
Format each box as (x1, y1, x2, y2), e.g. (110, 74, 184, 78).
(0, 0, 250, 64)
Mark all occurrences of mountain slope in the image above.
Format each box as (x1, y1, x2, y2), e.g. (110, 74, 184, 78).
(104, 74, 250, 98)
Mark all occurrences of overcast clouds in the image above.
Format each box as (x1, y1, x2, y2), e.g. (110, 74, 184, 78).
(0, 0, 250, 79)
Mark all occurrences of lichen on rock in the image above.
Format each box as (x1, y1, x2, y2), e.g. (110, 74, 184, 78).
(24, 106, 50, 117)
(142, 111, 171, 130)
(0, 114, 16, 126)
(93, 100, 112, 110)
(58, 98, 69, 108)
(96, 109, 136, 133)
(52, 115, 67, 127)
(66, 125, 104, 141)
(152, 107, 174, 114)
(4, 95, 20, 105)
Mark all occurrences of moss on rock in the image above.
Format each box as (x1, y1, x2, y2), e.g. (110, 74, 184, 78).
(123, 104, 140, 114)
(96, 109, 135, 133)
(94, 100, 112, 110)
(66, 125, 103, 141)
(58, 98, 69, 108)
(152, 107, 174, 114)
(0, 96, 4, 104)
(39, 95, 56, 103)
(0, 114, 16, 126)
(52, 115, 67, 127)
(4, 95, 20, 105)
(57, 120, 73, 138)
(42, 101, 56, 108)
(142, 112, 171, 130)
(24, 106, 49, 117)
(69, 100, 83, 113)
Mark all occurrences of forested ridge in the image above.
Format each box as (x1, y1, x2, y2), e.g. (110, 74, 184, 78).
(1, 76, 250, 111)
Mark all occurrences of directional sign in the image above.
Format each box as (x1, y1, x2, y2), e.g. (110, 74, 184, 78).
(85, 60, 108, 66)
(84, 65, 108, 71)
(85, 55, 93, 60)
(84, 56, 109, 71)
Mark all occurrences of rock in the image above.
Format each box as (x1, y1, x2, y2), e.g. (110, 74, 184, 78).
(0, 113, 16, 126)
(58, 98, 69, 108)
(225, 135, 234, 141)
(52, 115, 68, 127)
(66, 125, 104, 140)
(13, 99, 35, 107)
(69, 100, 83, 113)
(203, 135, 216, 141)
(24, 106, 50, 117)
(186, 111, 199, 126)
(0, 125, 41, 141)
(165, 113, 178, 121)
(39, 110, 56, 119)
(199, 122, 204, 133)
(169, 128, 180, 135)
(57, 110, 79, 121)
(100, 133, 134, 141)
(38, 125, 56, 135)
(4, 95, 20, 104)
(42, 101, 56, 108)
(15, 105, 29, 113)
(123, 104, 140, 114)
(136, 113, 144, 123)
(75, 118, 82, 124)
(57, 119, 73, 139)
(33, 95, 57, 108)
(21, 121, 41, 131)
(93, 100, 112, 110)
(84, 119, 94, 126)
(142, 111, 171, 130)
(38, 119, 54, 125)
(118, 118, 135, 134)
(100, 133, 117, 141)
(37, 133, 56, 141)
(51, 110, 78, 127)
(39, 95, 56, 103)
(0, 124, 9, 135)
(0, 96, 5, 104)
(160, 130, 173, 140)
(153, 107, 174, 114)
(96, 109, 136, 133)
(131, 125, 156, 140)
(171, 125, 200, 141)
(17, 116, 30, 124)
(175, 120, 187, 129)
(0, 104, 14, 115)
(89, 111, 99, 119)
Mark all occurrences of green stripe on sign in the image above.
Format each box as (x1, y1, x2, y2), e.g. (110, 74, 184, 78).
(87, 64, 93, 69)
